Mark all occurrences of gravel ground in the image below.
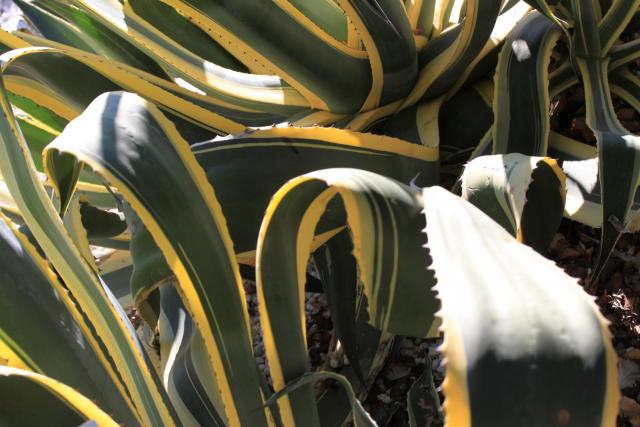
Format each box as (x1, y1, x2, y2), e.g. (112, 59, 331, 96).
(243, 279, 334, 385)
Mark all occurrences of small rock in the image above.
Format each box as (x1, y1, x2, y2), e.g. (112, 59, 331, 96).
(618, 107, 636, 121)
(383, 362, 411, 381)
(377, 393, 392, 404)
(401, 339, 415, 349)
(254, 343, 264, 357)
(556, 247, 582, 260)
(619, 358, 640, 389)
(626, 348, 640, 360)
(620, 396, 640, 427)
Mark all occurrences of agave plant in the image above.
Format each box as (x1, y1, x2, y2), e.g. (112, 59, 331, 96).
(0, 0, 632, 425)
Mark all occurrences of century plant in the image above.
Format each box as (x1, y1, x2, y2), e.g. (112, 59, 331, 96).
(0, 0, 633, 425)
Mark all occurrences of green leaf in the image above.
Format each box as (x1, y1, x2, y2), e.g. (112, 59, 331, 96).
(266, 371, 377, 427)
(336, 0, 418, 109)
(461, 153, 566, 253)
(0, 34, 251, 132)
(0, 67, 178, 427)
(568, 0, 601, 57)
(610, 36, 640, 69)
(575, 56, 640, 277)
(8, 91, 69, 134)
(44, 91, 270, 426)
(312, 228, 393, 412)
(403, 0, 503, 107)
(79, 201, 127, 239)
(154, 0, 373, 113)
(0, 366, 119, 427)
(549, 133, 640, 231)
(422, 185, 618, 426)
(257, 166, 617, 426)
(313, 228, 364, 384)
(70, 0, 307, 116)
(15, 0, 170, 78)
(492, 11, 562, 156)
(548, 130, 596, 160)
(368, 96, 443, 155)
(126, 0, 247, 72)
(14, 112, 59, 172)
(0, 215, 137, 425)
(313, 233, 394, 426)
(256, 168, 439, 426)
(609, 68, 640, 113)
(403, 0, 435, 38)
(407, 357, 443, 427)
(598, 0, 640, 53)
(438, 81, 494, 161)
(158, 284, 227, 426)
(285, 0, 349, 41)
(128, 125, 437, 309)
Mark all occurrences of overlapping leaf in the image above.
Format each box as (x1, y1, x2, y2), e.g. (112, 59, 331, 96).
(43, 91, 269, 426)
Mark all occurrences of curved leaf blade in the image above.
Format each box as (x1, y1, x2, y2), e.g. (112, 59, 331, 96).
(0, 366, 120, 427)
(44, 91, 270, 427)
(422, 186, 618, 427)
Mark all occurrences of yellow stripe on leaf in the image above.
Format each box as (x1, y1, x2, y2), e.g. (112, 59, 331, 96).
(0, 366, 120, 427)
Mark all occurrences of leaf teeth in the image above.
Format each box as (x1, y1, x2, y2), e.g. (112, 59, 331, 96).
(435, 316, 456, 427)
(419, 205, 453, 425)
